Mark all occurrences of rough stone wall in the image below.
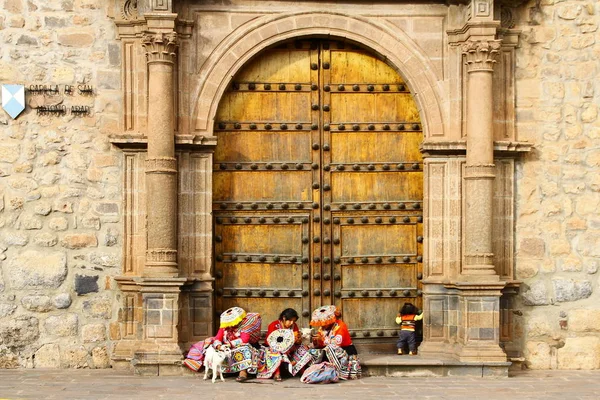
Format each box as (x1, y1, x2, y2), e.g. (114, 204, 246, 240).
(514, 0, 600, 369)
(0, 0, 121, 368)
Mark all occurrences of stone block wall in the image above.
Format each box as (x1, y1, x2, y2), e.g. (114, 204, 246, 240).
(1, 0, 599, 371)
(0, 0, 122, 368)
(513, 0, 600, 369)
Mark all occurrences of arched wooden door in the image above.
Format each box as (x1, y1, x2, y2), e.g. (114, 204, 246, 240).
(212, 39, 423, 343)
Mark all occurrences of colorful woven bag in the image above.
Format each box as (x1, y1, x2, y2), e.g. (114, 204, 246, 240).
(300, 362, 339, 384)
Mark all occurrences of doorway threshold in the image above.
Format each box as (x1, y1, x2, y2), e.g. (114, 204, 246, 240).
(360, 353, 511, 378)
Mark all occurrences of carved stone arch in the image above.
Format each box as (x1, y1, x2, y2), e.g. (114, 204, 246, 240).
(191, 12, 445, 139)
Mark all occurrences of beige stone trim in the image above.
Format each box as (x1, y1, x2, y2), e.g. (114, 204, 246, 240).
(178, 152, 214, 280)
(423, 158, 463, 281)
(493, 160, 514, 281)
(191, 12, 444, 138)
(464, 253, 494, 265)
(420, 140, 533, 156)
(463, 164, 496, 179)
(146, 249, 177, 263)
(462, 40, 502, 72)
(142, 31, 178, 64)
(145, 157, 177, 174)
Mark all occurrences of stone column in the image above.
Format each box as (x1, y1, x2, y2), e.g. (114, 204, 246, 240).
(453, 39, 508, 365)
(142, 31, 179, 278)
(462, 40, 502, 279)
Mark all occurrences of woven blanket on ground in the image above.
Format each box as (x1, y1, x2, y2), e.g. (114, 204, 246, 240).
(300, 362, 339, 384)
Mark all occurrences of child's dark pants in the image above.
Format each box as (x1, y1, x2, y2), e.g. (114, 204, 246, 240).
(397, 330, 417, 352)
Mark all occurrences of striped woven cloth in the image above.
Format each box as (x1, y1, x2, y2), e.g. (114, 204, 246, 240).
(239, 312, 262, 343)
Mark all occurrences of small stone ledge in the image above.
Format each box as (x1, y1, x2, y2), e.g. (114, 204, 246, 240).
(109, 134, 217, 149)
(420, 140, 533, 157)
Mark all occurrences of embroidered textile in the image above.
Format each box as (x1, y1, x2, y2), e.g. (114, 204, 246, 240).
(310, 305, 338, 327)
(223, 344, 258, 373)
(267, 328, 295, 354)
(256, 348, 286, 379)
(183, 358, 202, 372)
(289, 344, 313, 376)
(309, 344, 362, 380)
(184, 337, 215, 364)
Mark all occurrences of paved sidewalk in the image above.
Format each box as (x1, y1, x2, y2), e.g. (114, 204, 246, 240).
(0, 369, 599, 400)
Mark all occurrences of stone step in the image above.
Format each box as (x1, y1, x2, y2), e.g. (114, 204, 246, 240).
(360, 353, 511, 378)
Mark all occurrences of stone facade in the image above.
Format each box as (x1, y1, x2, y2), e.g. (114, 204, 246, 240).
(0, 0, 121, 369)
(0, 0, 598, 372)
(514, 0, 600, 370)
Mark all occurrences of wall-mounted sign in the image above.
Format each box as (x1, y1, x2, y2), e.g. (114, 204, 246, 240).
(26, 84, 95, 117)
(29, 84, 94, 96)
(2, 84, 25, 119)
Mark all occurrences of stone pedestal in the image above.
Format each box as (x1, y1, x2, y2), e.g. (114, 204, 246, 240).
(452, 283, 508, 362)
(112, 277, 187, 375)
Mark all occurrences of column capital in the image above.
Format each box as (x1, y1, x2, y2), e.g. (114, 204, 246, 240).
(142, 31, 178, 64)
(462, 40, 502, 72)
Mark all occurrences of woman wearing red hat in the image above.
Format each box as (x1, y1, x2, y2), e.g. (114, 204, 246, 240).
(309, 305, 361, 380)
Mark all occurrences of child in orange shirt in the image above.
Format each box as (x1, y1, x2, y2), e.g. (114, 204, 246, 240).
(396, 303, 423, 355)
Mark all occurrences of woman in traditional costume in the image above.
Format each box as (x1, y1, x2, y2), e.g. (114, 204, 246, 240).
(257, 308, 313, 381)
(309, 305, 362, 380)
(183, 307, 261, 382)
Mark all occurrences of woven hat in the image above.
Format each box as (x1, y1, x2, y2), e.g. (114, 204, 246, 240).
(309, 305, 339, 327)
(267, 328, 295, 353)
(220, 307, 246, 328)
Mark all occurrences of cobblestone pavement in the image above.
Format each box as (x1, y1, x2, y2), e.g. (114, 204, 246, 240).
(0, 369, 599, 400)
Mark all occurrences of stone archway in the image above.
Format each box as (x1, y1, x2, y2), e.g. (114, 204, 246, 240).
(191, 12, 445, 139)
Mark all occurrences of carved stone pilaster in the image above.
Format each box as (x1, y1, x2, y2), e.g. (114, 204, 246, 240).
(462, 40, 502, 72)
(142, 32, 178, 64)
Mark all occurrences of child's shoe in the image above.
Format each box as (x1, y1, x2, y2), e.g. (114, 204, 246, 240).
(397, 348, 403, 355)
(409, 351, 417, 356)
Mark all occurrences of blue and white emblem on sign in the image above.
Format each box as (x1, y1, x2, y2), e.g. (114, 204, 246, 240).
(2, 84, 26, 119)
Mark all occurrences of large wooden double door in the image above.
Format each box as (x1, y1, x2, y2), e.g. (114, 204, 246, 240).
(212, 39, 423, 342)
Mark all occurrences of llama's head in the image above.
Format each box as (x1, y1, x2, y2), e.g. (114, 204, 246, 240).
(300, 327, 312, 342)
